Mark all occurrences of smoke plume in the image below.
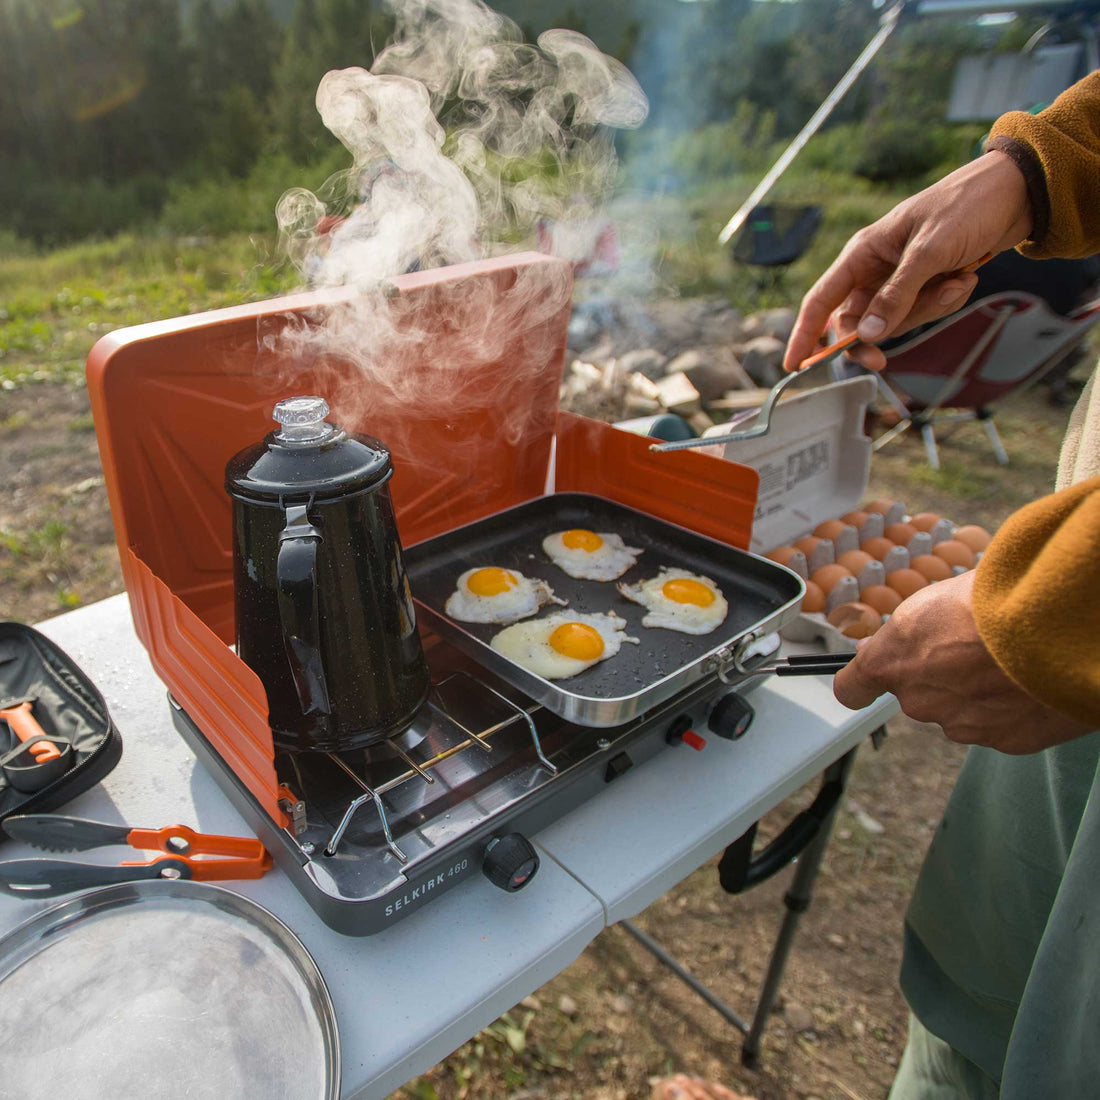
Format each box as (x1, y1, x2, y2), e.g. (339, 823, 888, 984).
(270, 0, 648, 455)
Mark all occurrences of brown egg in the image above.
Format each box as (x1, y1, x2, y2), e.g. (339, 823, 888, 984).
(801, 580, 826, 614)
(885, 522, 918, 546)
(765, 545, 809, 580)
(840, 619, 879, 640)
(814, 519, 854, 541)
(766, 545, 797, 563)
(860, 585, 903, 615)
(826, 601, 883, 639)
(886, 568, 929, 599)
(954, 525, 991, 553)
(933, 539, 976, 570)
(910, 554, 953, 583)
(811, 563, 854, 595)
(836, 549, 873, 574)
(861, 537, 896, 562)
(863, 499, 896, 516)
(794, 535, 822, 556)
(840, 510, 869, 529)
(909, 512, 942, 532)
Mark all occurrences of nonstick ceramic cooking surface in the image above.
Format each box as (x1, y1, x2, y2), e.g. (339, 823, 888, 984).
(406, 493, 803, 726)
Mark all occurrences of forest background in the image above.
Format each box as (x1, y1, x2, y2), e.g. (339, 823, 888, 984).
(0, 0, 1029, 248)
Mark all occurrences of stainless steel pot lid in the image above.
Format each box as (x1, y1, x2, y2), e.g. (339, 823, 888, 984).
(0, 880, 339, 1100)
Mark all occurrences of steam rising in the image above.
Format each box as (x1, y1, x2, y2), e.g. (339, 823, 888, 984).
(271, 0, 648, 453)
(277, 5, 648, 287)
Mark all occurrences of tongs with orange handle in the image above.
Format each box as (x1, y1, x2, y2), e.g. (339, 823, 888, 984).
(651, 251, 995, 452)
(0, 815, 272, 897)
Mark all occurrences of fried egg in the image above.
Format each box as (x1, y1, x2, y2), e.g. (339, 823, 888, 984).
(542, 529, 643, 581)
(445, 567, 564, 625)
(617, 568, 728, 635)
(490, 611, 639, 680)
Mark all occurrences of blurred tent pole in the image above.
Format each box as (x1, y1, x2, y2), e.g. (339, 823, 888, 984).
(717, 1, 906, 246)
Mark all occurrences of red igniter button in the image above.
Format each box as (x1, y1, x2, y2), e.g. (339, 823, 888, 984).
(682, 730, 706, 752)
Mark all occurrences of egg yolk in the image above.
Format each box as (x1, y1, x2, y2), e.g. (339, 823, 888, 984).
(562, 529, 604, 552)
(549, 622, 605, 660)
(662, 578, 715, 606)
(467, 567, 516, 597)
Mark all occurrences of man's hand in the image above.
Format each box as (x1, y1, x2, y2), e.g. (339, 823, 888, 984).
(833, 571, 1091, 754)
(784, 151, 1034, 372)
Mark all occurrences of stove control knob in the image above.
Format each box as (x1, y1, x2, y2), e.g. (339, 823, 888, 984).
(483, 833, 539, 893)
(708, 693, 754, 741)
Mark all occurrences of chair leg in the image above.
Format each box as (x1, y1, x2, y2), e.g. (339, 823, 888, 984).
(979, 411, 1010, 465)
(872, 419, 912, 452)
(920, 423, 940, 470)
(873, 372, 911, 419)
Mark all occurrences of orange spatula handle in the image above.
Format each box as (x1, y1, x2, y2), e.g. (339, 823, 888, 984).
(796, 251, 996, 371)
(0, 702, 61, 763)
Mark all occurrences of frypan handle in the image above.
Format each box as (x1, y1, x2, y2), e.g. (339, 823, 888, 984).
(276, 503, 332, 717)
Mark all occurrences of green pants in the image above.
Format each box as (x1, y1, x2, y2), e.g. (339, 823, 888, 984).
(898, 731, 1100, 1098)
(888, 1014, 999, 1100)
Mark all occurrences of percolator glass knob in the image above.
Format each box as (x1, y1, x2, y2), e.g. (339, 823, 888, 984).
(273, 396, 333, 443)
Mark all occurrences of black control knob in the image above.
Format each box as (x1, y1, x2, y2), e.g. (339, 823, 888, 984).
(483, 833, 539, 892)
(708, 693, 755, 740)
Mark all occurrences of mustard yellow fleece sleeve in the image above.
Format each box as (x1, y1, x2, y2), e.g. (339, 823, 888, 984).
(987, 70, 1100, 259)
(972, 476, 1100, 727)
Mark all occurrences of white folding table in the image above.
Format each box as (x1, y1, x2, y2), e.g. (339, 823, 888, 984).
(0, 595, 897, 1098)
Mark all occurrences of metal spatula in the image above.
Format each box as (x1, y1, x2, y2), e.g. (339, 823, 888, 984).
(651, 251, 994, 452)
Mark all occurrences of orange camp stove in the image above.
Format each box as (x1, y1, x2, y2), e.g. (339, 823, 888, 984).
(86, 254, 803, 934)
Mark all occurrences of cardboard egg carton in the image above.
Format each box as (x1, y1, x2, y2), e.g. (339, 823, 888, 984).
(702, 377, 989, 648)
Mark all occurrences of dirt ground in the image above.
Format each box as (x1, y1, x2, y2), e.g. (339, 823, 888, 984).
(0, 367, 1084, 1100)
(0, 384, 121, 622)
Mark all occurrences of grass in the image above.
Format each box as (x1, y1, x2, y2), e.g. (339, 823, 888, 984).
(905, 459, 1004, 501)
(619, 169, 914, 307)
(0, 169, 907, 393)
(0, 233, 298, 389)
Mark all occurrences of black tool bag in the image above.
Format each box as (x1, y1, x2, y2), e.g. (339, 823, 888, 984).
(0, 622, 122, 823)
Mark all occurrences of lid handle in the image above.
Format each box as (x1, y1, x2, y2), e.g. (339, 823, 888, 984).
(273, 396, 334, 444)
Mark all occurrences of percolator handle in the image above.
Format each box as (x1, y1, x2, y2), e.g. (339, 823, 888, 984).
(276, 503, 332, 717)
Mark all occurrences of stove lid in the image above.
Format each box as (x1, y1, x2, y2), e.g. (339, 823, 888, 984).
(86, 254, 573, 824)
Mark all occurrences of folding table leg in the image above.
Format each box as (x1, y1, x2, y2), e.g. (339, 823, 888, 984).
(615, 740, 870, 1069)
(740, 746, 857, 1067)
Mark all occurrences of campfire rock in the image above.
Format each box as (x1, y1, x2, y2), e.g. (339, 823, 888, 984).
(654, 371, 702, 416)
(742, 307, 797, 345)
(623, 372, 662, 417)
(739, 336, 785, 387)
(560, 359, 617, 420)
(618, 348, 667, 381)
(560, 357, 670, 422)
(666, 348, 755, 403)
(687, 410, 716, 436)
(697, 305, 745, 346)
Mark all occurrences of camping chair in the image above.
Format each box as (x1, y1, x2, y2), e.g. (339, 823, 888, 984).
(871, 291, 1100, 469)
(732, 203, 823, 272)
